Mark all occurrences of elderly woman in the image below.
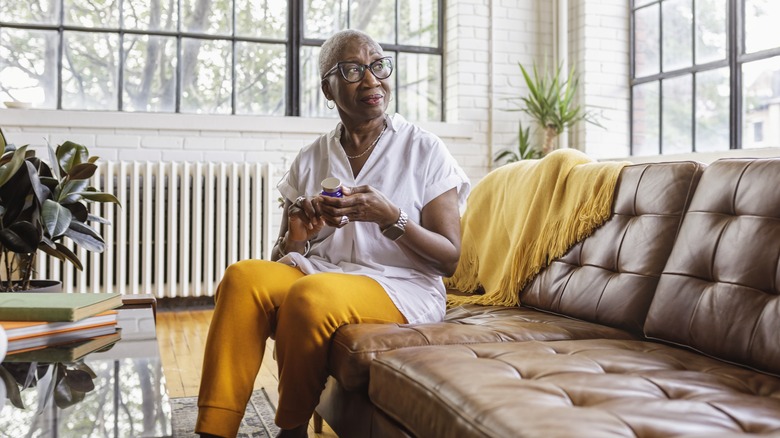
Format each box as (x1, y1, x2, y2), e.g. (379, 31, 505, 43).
(196, 29, 470, 438)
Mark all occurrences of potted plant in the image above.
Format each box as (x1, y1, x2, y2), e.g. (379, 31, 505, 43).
(0, 138, 120, 292)
(494, 62, 602, 164)
(493, 121, 543, 163)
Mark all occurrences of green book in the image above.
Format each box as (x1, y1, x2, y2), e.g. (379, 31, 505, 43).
(0, 293, 123, 322)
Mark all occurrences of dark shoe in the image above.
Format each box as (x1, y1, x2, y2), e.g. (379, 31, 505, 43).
(275, 423, 308, 438)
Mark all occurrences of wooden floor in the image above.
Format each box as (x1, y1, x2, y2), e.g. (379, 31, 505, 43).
(156, 308, 337, 437)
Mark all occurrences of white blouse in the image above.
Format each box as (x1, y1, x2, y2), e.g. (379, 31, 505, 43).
(276, 113, 470, 324)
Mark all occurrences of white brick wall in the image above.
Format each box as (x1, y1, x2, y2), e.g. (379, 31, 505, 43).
(570, 0, 631, 159)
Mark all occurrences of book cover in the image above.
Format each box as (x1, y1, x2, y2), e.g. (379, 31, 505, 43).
(0, 293, 122, 322)
(5, 329, 122, 363)
(0, 311, 118, 341)
(6, 325, 119, 353)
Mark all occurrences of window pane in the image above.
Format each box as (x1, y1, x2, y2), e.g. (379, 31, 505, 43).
(397, 53, 441, 122)
(65, 0, 119, 28)
(62, 31, 119, 110)
(632, 81, 660, 155)
(123, 0, 177, 31)
(0, 0, 60, 25)
(300, 46, 337, 118)
(662, 0, 692, 72)
(180, 38, 231, 114)
(634, 4, 660, 78)
(695, 68, 729, 152)
(352, 0, 395, 45)
(694, 0, 726, 64)
(399, 0, 438, 47)
(744, 0, 780, 54)
(743, 56, 780, 148)
(0, 28, 58, 109)
(236, 0, 287, 39)
(236, 42, 286, 115)
(661, 75, 692, 154)
(634, 0, 655, 8)
(182, 0, 231, 35)
(305, 0, 348, 39)
(123, 35, 176, 112)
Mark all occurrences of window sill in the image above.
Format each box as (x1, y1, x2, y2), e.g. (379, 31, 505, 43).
(0, 109, 474, 140)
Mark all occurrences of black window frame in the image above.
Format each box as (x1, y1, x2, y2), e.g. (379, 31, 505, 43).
(0, 0, 445, 119)
(629, 0, 780, 154)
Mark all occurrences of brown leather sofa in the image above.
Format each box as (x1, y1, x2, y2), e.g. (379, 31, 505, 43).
(315, 158, 780, 437)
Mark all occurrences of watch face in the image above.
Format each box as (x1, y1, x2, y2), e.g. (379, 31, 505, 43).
(382, 225, 405, 241)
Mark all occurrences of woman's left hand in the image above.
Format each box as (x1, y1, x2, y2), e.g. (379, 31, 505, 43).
(318, 185, 399, 229)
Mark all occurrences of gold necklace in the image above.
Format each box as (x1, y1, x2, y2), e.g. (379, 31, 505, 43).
(344, 122, 387, 160)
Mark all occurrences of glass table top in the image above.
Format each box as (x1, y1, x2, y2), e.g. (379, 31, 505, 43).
(0, 307, 172, 437)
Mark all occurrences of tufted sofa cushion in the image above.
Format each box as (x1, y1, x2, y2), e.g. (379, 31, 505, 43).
(645, 159, 780, 376)
(521, 161, 704, 334)
(369, 340, 780, 438)
(329, 305, 637, 390)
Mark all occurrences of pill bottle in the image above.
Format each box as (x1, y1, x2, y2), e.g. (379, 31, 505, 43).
(321, 177, 343, 197)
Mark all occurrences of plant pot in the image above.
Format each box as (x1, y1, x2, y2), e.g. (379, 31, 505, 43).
(0, 280, 62, 293)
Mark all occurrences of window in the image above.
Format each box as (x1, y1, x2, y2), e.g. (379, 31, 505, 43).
(630, 0, 780, 155)
(0, 0, 442, 120)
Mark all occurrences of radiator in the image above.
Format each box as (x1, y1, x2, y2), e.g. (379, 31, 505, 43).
(34, 161, 275, 297)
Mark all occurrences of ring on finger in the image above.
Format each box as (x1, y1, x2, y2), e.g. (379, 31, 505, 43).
(339, 215, 349, 226)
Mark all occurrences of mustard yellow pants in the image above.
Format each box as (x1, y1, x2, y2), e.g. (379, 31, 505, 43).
(195, 260, 406, 437)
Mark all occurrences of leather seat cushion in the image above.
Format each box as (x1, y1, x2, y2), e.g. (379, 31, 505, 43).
(369, 339, 780, 438)
(330, 304, 637, 391)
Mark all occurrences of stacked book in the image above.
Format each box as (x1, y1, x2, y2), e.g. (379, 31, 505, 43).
(0, 293, 123, 363)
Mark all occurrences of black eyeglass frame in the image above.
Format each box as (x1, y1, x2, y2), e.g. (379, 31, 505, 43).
(321, 56, 395, 83)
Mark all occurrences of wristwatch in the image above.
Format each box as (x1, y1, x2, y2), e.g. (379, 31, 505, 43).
(381, 209, 408, 241)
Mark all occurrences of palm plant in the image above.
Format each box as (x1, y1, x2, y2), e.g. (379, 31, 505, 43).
(516, 62, 600, 155)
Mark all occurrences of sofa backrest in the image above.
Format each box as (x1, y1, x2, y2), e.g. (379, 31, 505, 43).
(520, 161, 704, 335)
(644, 158, 780, 376)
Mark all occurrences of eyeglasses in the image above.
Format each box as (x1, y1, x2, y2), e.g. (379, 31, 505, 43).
(321, 57, 394, 83)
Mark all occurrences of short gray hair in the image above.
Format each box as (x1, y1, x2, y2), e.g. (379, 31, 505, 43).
(319, 30, 383, 78)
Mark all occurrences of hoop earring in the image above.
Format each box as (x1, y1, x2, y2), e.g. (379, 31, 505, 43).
(326, 100, 335, 109)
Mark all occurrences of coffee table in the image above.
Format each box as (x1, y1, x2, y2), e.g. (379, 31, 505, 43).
(0, 306, 173, 437)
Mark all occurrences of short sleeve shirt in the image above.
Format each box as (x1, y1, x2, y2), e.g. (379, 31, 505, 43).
(276, 113, 471, 324)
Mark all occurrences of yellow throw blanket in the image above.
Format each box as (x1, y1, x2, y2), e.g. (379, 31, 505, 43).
(445, 149, 629, 307)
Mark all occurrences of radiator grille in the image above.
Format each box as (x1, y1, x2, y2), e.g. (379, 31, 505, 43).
(35, 161, 275, 297)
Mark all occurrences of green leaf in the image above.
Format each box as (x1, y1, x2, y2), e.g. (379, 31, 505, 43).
(64, 202, 89, 222)
(87, 213, 111, 225)
(64, 221, 105, 252)
(38, 241, 84, 270)
(0, 365, 26, 409)
(64, 369, 95, 392)
(0, 145, 28, 187)
(42, 199, 73, 238)
(56, 141, 88, 174)
(56, 179, 90, 204)
(78, 191, 121, 205)
(67, 162, 98, 180)
(47, 140, 61, 180)
(24, 160, 50, 206)
(0, 221, 41, 253)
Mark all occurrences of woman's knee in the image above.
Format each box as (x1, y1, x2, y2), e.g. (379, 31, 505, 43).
(282, 275, 349, 318)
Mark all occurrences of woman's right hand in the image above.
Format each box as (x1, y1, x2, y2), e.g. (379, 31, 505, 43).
(287, 196, 325, 242)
